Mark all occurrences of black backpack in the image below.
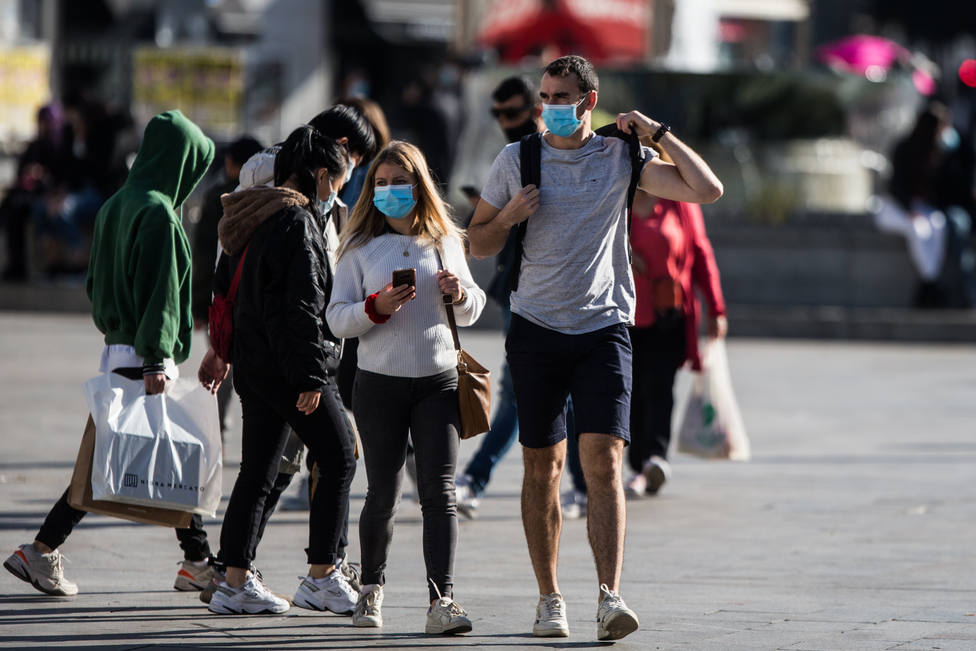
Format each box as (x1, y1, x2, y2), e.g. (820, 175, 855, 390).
(509, 125, 646, 291)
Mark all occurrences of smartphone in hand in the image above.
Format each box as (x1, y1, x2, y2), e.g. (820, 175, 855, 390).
(392, 268, 416, 290)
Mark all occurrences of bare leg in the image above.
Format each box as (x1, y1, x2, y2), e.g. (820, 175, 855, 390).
(578, 433, 626, 597)
(521, 441, 566, 595)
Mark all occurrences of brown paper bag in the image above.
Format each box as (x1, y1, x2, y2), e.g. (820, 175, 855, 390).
(68, 415, 193, 528)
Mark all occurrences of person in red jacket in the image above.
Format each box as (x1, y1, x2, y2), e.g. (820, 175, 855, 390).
(626, 151, 727, 497)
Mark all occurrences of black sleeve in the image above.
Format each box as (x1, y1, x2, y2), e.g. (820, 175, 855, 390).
(262, 213, 330, 393)
(192, 186, 223, 321)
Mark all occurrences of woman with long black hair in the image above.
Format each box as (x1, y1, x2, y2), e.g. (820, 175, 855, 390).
(198, 126, 358, 615)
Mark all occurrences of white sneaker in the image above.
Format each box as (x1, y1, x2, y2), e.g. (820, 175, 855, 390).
(561, 489, 587, 519)
(208, 576, 290, 614)
(426, 596, 472, 635)
(4, 544, 78, 596)
(643, 456, 671, 495)
(352, 584, 384, 627)
(625, 472, 647, 498)
(533, 592, 569, 637)
(596, 583, 639, 641)
(455, 475, 480, 519)
(293, 569, 357, 614)
(174, 559, 216, 591)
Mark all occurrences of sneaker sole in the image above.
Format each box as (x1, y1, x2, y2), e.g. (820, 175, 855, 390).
(598, 610, 639, 641)
(644, 464, 668, 495)
(426, 622, 472, 635)
(293, 595, 354, 615)
(353, 617, 382, 627)
(174, 573, 209, 591)
(4, 558, 76, 597)
(208, 601, 290, 615)
(533, 624, 570, 638)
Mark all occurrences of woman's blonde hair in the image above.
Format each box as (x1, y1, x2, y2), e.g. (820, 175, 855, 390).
(339, 140, 462, 258)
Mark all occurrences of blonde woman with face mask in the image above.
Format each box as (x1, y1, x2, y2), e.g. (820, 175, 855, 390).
(327, 140, 485, 635)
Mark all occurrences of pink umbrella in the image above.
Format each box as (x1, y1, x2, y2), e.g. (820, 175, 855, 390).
(817, 34, 935, 95)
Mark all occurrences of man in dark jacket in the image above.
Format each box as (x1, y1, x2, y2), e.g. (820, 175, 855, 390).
(4, 110, 217, 597)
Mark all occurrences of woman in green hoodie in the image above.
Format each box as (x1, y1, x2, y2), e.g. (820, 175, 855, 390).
(3, 110, 217, 597)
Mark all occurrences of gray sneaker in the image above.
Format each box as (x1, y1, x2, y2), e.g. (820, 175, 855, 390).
(596, 583, 639, 641)
(352, 584, 384, 627)
(292, 570, 357, 614)
(426, 596, 472, 635)
(533, 592, 569, 637)
(174, 559, 216, 591)
(643, 456, 671, 495)
(208, 576, 290, 615)
(455, 475, 480, 519)
(561, 489, 587, 520)
(4, 544, 78, 596)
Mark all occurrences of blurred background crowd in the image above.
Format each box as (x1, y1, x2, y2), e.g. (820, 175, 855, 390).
(0, 0, 975, 318)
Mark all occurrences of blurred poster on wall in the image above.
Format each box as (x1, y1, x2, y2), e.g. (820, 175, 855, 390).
(0, 45, 51, 144)
(133, 47, 245, 140)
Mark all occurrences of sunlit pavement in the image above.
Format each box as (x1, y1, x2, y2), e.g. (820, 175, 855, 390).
(1, 312, 975, 650)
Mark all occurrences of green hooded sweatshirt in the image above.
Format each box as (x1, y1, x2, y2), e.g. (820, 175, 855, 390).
(86, 110, 214, 365)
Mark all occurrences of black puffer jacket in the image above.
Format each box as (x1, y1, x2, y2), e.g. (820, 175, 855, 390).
(214, 186, 340, 394)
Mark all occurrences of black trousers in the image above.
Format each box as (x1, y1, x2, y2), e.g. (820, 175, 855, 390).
(628, 314, 687, 473)
(353, 368, 459, 603)
(35, 366, 211, 561)
(219, 374, 356, 568)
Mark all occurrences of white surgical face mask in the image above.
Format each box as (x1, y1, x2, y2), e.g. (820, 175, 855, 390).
(345, 154, 355, 183)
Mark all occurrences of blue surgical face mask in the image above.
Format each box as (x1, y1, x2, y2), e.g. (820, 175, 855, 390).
(542, 95, 587, 137)
(344, 154, 355, 183)
(373, 184, 416, 219)
(940, 126, 960, 152)
(317, 189, 337, 215)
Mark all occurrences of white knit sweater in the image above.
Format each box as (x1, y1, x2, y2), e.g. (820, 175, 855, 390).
(326, 233, 485, 378)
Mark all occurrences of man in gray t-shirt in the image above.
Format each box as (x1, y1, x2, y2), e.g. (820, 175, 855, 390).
(469, 55, 723, 642)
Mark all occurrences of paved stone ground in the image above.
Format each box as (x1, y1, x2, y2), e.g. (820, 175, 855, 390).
(1, 312, 975, 650)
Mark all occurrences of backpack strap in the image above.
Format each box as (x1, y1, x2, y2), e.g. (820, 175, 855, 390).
(510, 132, 542, 292)
(226, 244, 249, 302)
(594, 124, 646, 263)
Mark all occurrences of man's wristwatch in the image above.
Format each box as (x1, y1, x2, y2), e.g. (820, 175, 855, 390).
(651, 123, 671, 143)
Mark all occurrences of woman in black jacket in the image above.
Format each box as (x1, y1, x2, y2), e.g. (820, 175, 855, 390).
(197, 126, 357, 616)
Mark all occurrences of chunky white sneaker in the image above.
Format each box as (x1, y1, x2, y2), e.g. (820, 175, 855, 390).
(455, 475, 480, 519)
(643, 456, 671, 495)
(426, 597, 472, 635)
(352, 584, 384, 627)
(208, 576, 290, 614)
(625, 472, 647, 498)
(561, 489, 587, 520)
(5, 544, 78, 596)
(174, 559, 215, 591)
(596, 583, 639, 641)
(293, 570, 357, 614)
(533, 592, 569, 637)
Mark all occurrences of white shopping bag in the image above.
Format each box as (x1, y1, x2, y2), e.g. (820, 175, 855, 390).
(83, 374, 222, 516)
(677, 340, 750, 461)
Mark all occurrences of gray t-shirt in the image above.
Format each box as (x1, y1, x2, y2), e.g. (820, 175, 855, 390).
(480, 134, 652, 334)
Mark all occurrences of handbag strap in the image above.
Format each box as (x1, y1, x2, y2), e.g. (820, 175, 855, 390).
(226, 244, 249, 301)
(434, 245, 462, 352)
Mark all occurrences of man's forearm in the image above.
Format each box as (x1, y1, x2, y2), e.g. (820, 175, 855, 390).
(657, 132, 723, 203)
(468, 203, 515, 259)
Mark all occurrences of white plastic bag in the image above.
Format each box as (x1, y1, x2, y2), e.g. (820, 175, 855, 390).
(83, 374, 222, 516)
(677, 340, 750, 461)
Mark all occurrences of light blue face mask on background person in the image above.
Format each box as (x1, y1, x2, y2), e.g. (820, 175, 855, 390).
(345, 154, 355, 183)
(374, 184, 416, 219)
(542, 95, 587, 137)
(317, 189, 337, 215)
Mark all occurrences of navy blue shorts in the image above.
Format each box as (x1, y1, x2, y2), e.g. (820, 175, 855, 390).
(505, 313, 633, 449)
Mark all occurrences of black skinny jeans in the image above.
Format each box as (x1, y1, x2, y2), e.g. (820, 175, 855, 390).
(36, 367, 210, 561)
(353, 368, 460, 603)
(628, 313, 687, 473)
(219, 374, 356, 568)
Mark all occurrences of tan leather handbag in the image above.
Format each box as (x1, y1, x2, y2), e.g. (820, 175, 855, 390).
(442, 294, 491, 439)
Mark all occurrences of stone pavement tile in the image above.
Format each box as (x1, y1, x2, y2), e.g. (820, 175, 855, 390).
(889, 641, 976, 651)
